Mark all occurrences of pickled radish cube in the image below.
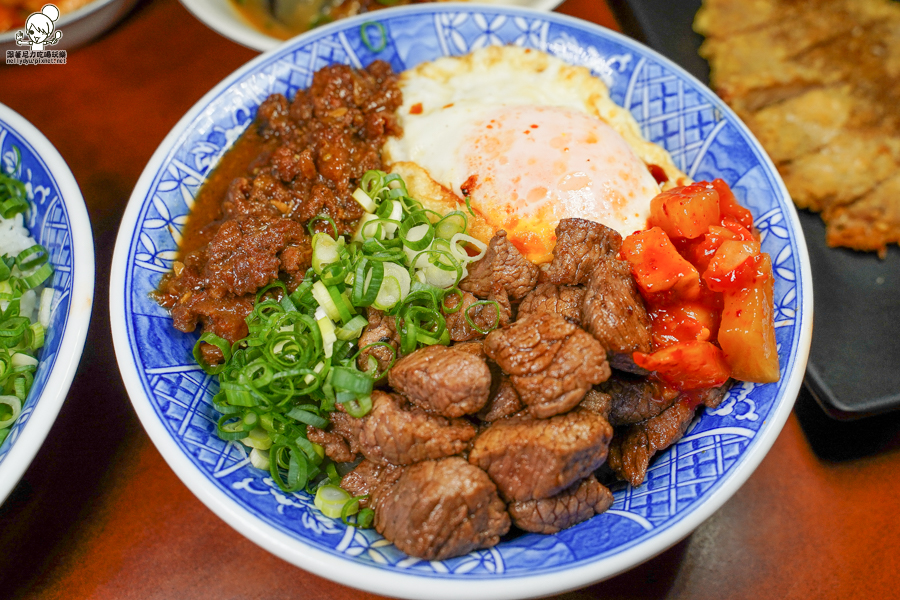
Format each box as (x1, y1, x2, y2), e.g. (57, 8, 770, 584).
(621, 227, 701, 299)
(633, 340, 731, 390)
(649, 301, 721, 347)
(711, 178, 754, 230)
(649, 183, 721, 240)
(703, 240, 762, 292)
(682, 225, 741, 273)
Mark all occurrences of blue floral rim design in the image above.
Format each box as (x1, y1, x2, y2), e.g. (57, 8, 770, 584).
(110, 5, 812, 597)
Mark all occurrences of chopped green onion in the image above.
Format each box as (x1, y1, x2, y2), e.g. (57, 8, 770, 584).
(314, 484, 353, 518)
(360, 21, 387, 53)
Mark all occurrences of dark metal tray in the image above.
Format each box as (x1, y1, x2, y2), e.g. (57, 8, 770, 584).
(609, 0, 900, 419)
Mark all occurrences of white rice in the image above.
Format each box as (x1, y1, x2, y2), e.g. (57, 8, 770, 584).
(0, 212, 41, 320)
(0, 213, 38, 257)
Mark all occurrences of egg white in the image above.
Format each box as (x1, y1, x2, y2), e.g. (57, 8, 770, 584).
(383, 45, 689, 263)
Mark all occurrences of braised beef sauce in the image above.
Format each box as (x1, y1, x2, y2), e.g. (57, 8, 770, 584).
(155, 61, 402, 343)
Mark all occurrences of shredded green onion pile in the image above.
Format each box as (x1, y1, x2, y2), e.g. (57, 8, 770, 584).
(0, 159, 55, 446)
(195, 169, 493, 523)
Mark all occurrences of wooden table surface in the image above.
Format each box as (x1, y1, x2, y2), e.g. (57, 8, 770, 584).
(2, 0, 899, 598)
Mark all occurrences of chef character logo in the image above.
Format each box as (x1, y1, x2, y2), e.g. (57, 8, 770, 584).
(15, 4, 63, 52)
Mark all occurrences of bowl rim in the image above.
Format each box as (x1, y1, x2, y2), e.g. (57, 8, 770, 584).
(109, 4, 814, 598)
(0, 0, 123, 42)
(0, 102, 95, 506)
(176, 0, 564, 52)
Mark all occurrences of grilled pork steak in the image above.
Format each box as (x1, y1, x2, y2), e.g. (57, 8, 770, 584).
(388, 344, 491, 417)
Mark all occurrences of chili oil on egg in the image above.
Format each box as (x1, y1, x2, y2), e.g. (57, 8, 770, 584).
(383, 45, 688, 263)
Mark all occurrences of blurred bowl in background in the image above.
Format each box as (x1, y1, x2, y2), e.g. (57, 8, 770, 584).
(0, 0, 139, 53)
(177, 0, 564, 52)
(0, 103, 95, 506)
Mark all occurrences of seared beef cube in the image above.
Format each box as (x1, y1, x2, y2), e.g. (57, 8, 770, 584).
(388, 345, 491, 417)
(477, 372, 523, 422)
(357, 308, 400, 374)
(599, 376, 680, 426)
(340, 459, 403, 508)
(443, 284, 511, 342)
(374, 457, 511, 561)
(508, 475, 614, 534)
(484, 312, 611, 418)
(307, 410, 363, 463)
(540, 218, 622, 286)
(460, 230, 539, 300)
(517, 283, 585, 326)
(579, 388, 612, 419)
(468, 408, 614, 502)
(606, 400, 697, 487)
(358, 391, 477, 465)
(581, 257, 653, 374)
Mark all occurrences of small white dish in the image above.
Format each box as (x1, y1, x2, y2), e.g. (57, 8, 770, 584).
(0, 103, 95, 505)
(178, 0, 564, 52)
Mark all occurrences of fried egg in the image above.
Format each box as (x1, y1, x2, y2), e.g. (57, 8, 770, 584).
(383, 46, 689, 263)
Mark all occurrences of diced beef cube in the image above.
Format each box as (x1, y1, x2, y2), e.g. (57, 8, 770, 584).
(540, 218, 622, 286)
(373, 457, 511, 560)
(517, 283, 585, 326)
(340, 459, 403, 509)
(476, 372, 523, 422)
(606, 400, 697, 487)
(508, 475, 614, 534)
(579, 388, 612, 420)
(306, 409, 363, 463)
(581, 257, 653, 374)
(443, 284, 511, 342)
(468, 408, 614, 502)
(387, 344, 491, 417)
(357, 308, 400, 374)
(484, 312, 611, 418)
(599, 375, 681, 426)
(460, 230, 539, 300)
(358, 391, 477, 465)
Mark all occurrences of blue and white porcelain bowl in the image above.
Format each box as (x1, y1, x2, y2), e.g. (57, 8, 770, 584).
(110, 5, 813, 598)
(0, 104, 94, 505)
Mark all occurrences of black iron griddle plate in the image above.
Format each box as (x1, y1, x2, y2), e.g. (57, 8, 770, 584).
(609, 0, 900, 419)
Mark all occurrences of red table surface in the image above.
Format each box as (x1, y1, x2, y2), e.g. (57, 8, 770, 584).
(1, 0, 899, 598)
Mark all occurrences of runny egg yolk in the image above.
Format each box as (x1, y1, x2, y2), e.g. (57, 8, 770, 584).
(460, 105, 661, 263)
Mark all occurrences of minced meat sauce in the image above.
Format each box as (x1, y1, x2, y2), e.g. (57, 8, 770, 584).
(154, 61, 402, 346)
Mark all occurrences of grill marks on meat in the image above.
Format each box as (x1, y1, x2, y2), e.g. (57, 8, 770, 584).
(518, 283, 585, 327)
(358, 391, 477, 465)
(460, 230, 539, 301)
(539, 219, 622, 286)
(508, 475, 614, 534)
(388, 345, 491, 417)
(484, 312, 610, 418)
(581, 257, 653, 374)
(373, 457, 510, 561)
(158, 61, 401, 341)
(469, 408, 614, 502)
